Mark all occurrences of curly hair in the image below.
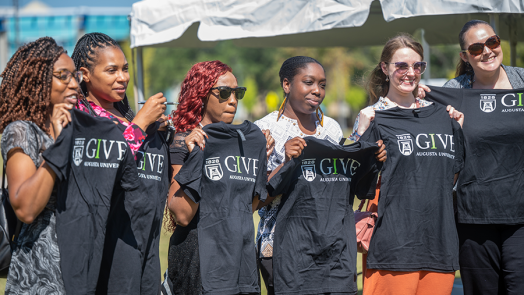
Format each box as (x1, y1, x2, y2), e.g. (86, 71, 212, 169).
(72, 32, 135, 122)
(164, 60, 232, 232)
(0, 37, 65, 133)
(172, 60, 232, 133)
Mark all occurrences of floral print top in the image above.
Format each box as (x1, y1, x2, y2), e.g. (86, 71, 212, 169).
(76, 100, 147, 155)
(348, 96, 432, 142)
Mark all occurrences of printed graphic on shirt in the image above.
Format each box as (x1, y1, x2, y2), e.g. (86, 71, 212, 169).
(396, 134, 413, 156)
(204, 155, 260, 183)
(135, 151, 165, 181)
(500, 92, 524, 112)
(73, 138, 85, 166)
(480, 94, 496, 112)
(74, 137, 128, 168)
(395, 132, 456, 158)
(301, 159, 316, 182)
(301, 157, 362, 182)
(205, 157, 223, 180)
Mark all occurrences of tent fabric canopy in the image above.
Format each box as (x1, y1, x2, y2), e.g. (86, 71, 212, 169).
(130, 0, 524, 48)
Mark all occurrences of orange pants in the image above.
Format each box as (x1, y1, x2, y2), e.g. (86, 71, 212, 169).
(363, 269, 455, 295)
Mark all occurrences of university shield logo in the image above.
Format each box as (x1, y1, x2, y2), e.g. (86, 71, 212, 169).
(301, 159, 316, 182)
(73, 146, 84, 166)
(205, 157, 223, 181)
(480, 94, 496, 113)
(396, 134, 413, 156)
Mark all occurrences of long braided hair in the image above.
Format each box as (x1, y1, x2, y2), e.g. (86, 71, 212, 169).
(0, 37, 65, 133)
(71, 32, 135, 121)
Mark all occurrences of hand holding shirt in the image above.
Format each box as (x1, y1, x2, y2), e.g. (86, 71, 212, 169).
(426, 86, 524, 224)
(268, 137, 381, 295)
(361, 103, 464, 272)
(42, 109, 140, 294)
(175, 121, 267, 295)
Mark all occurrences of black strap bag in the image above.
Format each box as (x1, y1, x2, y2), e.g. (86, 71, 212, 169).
(0, 165, 22, 277)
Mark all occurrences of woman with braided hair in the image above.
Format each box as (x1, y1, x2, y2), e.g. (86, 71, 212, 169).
(72, 32, 167, 154)
(71, 32, 170, 294)
(0, 37, 81, 294)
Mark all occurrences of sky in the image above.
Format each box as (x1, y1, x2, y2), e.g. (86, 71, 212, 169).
(0, 0, 138, 7)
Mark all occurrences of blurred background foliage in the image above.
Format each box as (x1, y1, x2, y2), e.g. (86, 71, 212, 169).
(123, 31, 524, 136)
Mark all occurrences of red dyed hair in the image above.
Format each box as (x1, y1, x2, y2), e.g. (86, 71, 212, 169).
(172, 60, 232, 132)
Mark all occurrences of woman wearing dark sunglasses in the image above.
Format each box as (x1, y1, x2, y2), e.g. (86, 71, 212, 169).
(444, 20, 524, 89)
(352, 34, 465, 295)
(165, 60, 274, 294)
(0, 37, 79, 294)
(441, 20, 524, 295)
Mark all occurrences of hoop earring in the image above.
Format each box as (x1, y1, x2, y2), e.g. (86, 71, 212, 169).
(316, 107, 324, 127)
(277, 95, 288, 122)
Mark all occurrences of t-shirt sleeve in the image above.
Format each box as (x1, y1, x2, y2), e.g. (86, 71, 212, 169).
(169, 131, 190, 165)
(254, 143, 268, 202)
(425, 86, 464, 110)
(359, 120, 380, 144)
(267, 157, 300, 197)
(42, 121, 73, 182)
(351, 142, 381, 200)
(452, 120, 465, 174)
(118, 147, 141, 191)
(173, 147, 203, 203)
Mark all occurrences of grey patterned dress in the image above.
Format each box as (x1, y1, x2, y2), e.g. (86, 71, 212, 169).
(1, 121, 65, 294)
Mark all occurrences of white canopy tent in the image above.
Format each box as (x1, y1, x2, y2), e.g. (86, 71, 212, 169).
(129, 0, 524, 105)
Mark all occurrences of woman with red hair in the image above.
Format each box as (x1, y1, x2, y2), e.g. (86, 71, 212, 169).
(165, 60, 274, 294)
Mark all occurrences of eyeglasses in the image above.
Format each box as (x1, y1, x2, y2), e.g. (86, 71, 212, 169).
(385, 61, 427, 75)
(210, 86, 246, 100)
(53, 70, 83, 84)
(461, 35, 500, 56)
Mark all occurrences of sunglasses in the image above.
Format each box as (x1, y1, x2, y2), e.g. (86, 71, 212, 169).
(53, 70, 83, 84)
(385, 61, 427, 75)
(210, 86, 246, 100)
(461, 35, 500, 56)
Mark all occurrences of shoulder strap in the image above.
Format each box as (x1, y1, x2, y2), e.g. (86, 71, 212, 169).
(2, 164, 5, 191)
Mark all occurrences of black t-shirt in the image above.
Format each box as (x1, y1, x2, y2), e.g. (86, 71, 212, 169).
(97, 123, 170, 295)
(427, 86, 524, 224)
(42, 109, 140, 295)
(268, 137, 381, 295)
(175, 121, 267, 295)
(361, 103, 464, 272)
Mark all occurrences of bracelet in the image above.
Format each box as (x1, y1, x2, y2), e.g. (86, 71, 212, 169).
(355, 131, 361, 138)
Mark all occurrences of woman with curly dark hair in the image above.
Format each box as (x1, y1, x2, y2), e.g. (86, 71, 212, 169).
(0, 37, 81, 294)
(165, 60, 273, 294)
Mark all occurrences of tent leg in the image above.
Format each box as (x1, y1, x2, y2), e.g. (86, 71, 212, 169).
(490, 14, 500, 36)
(0, 31, 7, 80)
(421, 29, 430, 82)
(134, 47, 145, 110)
(509, 15, 517, 67)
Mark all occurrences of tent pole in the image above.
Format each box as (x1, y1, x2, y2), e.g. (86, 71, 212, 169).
(509, 15, 517, 67)
(135, 47, 145, 109)
(421, 29, 430, 82)
(489, 14, 500, 37)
